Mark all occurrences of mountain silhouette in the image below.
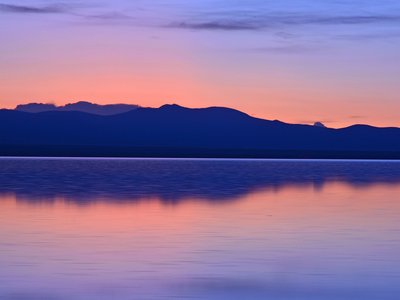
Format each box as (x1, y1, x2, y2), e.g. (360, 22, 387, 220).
(1, 104, 400, 158)
(16, 101, 139, 115)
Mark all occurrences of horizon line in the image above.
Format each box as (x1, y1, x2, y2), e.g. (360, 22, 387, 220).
(2, 100, 399, 130)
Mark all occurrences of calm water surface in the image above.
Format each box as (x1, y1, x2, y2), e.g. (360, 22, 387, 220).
(0, 158, 400, 300)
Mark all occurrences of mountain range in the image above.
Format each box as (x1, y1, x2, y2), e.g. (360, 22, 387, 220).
(1, 103, 400, 158)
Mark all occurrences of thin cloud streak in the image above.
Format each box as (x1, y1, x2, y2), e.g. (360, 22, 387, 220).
(170, 21, 261, 31)
(86, 12, 134, 21)
(167, 14, 400, 31)
(0, 3, 69, 14)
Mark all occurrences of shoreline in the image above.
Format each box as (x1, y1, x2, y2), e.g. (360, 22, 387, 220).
(1, 145, 400, 160)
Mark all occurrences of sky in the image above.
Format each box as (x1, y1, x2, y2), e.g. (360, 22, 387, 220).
(0, 0, 400, 127)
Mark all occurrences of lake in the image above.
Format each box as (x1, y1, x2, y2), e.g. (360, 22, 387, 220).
(0, 158, 400, 300)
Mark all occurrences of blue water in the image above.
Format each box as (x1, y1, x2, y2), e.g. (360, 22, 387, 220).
(0, 158, 400, 299)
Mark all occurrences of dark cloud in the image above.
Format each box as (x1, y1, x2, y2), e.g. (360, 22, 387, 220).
(168, 14, 400, 31)
(169, 21, 261, 31)
(0, 3, 69, 14)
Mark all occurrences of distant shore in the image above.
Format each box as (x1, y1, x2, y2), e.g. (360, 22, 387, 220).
(1, 145, 400, 160)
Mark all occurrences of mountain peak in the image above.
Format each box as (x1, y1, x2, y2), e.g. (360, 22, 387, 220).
(159, 104, 185, 110)
(314, 122, 327, 128)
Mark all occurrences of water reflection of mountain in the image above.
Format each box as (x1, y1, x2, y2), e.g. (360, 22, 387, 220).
(1, 158, 400, 204)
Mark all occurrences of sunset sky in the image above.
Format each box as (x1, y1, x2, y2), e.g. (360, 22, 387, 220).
(1, 0, 400, 127)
